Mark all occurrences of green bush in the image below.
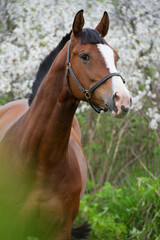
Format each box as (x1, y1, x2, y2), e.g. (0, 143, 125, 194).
(77, 177, 160, 240)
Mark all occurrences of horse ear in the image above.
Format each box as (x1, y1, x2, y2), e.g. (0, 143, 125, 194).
(95, 11, 109, 37)
(72, 10, 84, 37)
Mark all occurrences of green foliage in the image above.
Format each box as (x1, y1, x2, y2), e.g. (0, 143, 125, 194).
(77, 108, 160, 186)
(77, 177, 160, 240)
(0, 95, 9, 106)
(26, 237, 39, 240)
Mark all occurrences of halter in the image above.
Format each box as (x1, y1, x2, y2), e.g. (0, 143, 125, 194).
(66, 40, 125, 113)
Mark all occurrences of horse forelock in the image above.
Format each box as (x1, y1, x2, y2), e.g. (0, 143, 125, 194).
(80, 28, 104, 45)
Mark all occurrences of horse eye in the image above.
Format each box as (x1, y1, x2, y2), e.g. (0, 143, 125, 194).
(80, 53, 90, 62)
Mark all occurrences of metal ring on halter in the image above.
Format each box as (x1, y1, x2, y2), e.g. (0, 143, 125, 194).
(84, 90, 91, 100)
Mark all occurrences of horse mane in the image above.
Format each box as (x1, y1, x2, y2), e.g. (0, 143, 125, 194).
(28, 28, 104, 106)
(28, 31, 72, 106)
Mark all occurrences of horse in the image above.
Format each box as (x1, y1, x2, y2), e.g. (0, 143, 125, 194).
(0, 10, 132, 240)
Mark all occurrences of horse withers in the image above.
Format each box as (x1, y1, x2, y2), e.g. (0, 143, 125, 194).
(0, 10, 132, 240)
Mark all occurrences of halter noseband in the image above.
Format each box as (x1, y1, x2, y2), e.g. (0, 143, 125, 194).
(66, 40, 125, 113)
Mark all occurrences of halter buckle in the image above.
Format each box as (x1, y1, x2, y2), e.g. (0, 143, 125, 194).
(67, 62, 71, 69)
(84, 90, 91, 99)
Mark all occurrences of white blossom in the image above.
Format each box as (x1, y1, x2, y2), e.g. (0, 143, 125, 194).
(0, 0, 160, 129)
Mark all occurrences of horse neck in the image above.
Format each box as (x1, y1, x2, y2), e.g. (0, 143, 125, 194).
(19, 43, 80, 164)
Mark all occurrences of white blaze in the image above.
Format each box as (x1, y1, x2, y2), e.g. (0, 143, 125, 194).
(97, 44, 129, 94)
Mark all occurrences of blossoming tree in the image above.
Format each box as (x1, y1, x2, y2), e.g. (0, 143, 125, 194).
(0, 0, 160, 129)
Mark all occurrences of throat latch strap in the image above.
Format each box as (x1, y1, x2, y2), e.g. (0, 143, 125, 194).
(66, 40, 125, 113)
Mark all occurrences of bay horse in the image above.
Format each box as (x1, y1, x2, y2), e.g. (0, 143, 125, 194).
(0, 10, 132, 240)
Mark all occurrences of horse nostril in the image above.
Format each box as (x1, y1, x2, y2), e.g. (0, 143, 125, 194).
(121, 105, 129, 113)
(113, 92, 120, 102)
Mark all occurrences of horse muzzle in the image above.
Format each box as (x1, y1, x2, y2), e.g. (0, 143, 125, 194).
(106, 92, 132, 118)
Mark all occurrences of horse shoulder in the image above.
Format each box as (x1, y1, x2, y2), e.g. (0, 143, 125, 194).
(0, 99, 29, 141)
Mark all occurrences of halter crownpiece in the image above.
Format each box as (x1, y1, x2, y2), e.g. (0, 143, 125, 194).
(66, 40, 126, 113)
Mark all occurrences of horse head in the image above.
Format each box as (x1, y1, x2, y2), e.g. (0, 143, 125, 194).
(66, 10, 132, 117)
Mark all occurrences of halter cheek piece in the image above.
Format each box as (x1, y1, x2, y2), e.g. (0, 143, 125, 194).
(66, 40, 125, 113)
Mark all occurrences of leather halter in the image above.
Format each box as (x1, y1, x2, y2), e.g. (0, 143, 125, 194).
(66, 40, 125, 113)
